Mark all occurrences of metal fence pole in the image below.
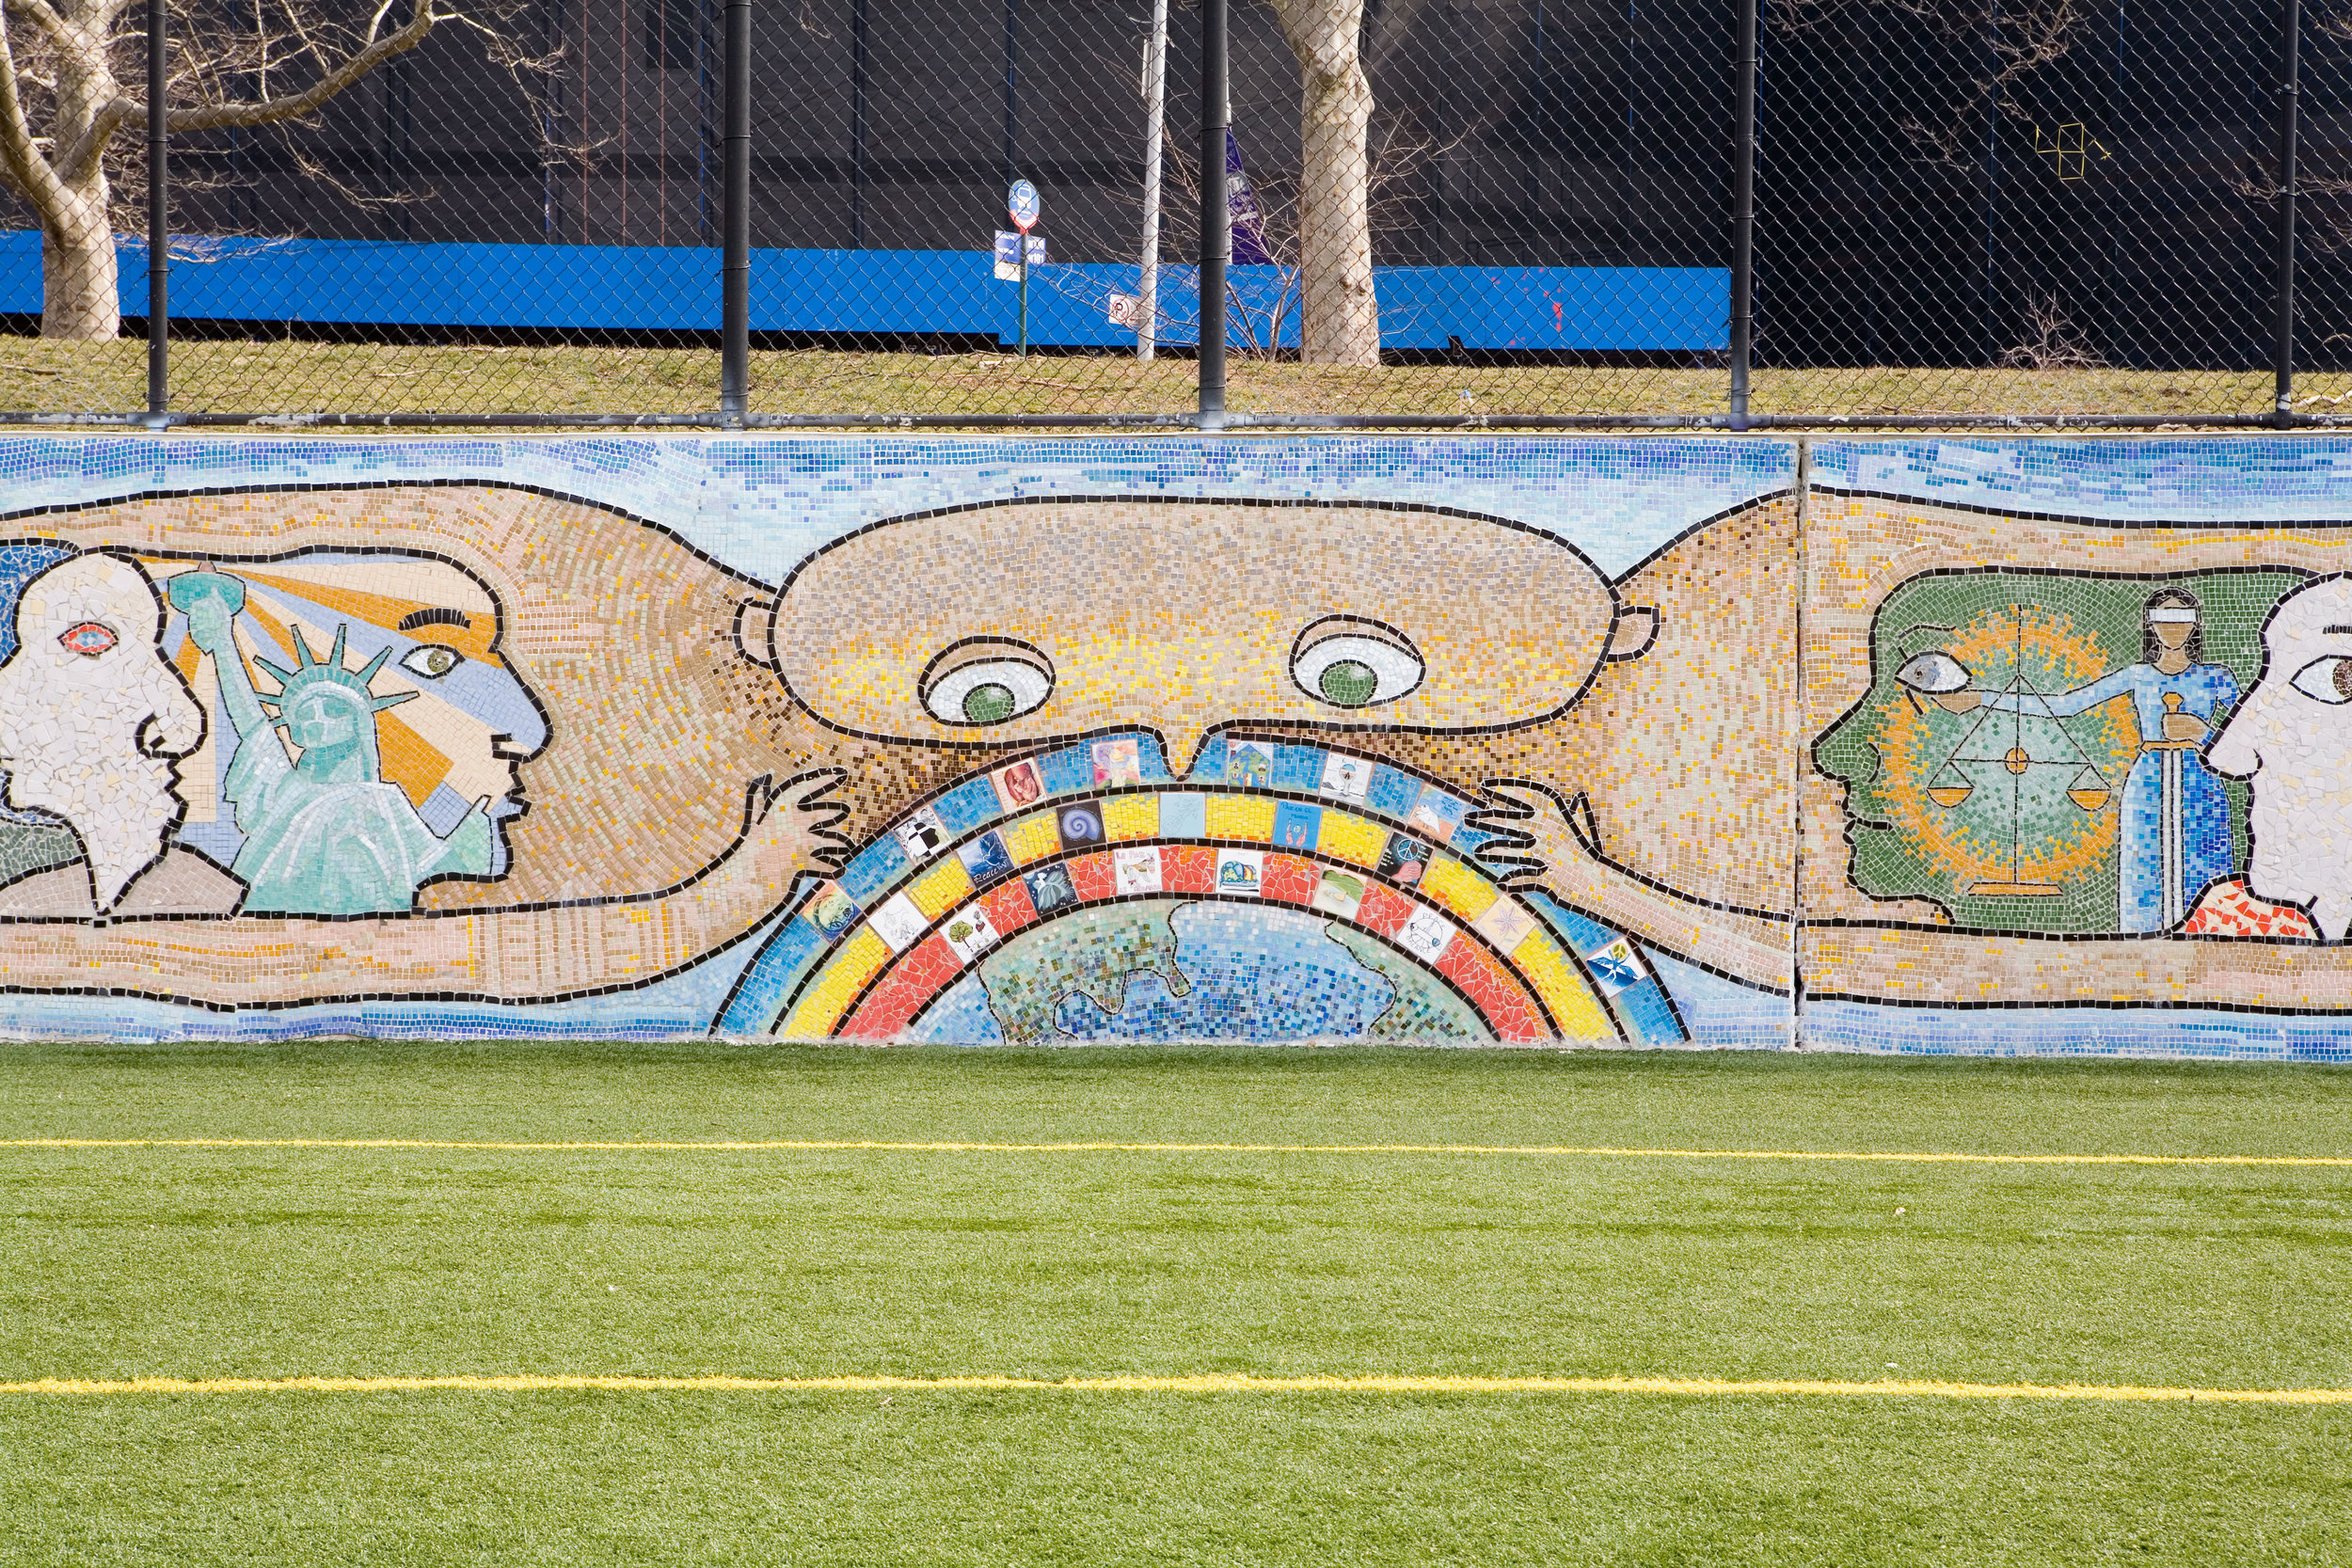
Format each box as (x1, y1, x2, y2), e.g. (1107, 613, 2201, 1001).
(146, 0, 167, 424)
(1729, 0, 1756, 429)
(1199, 0, 1230, 423)
(720, 0, 751, 422)
(2276, 0, 2301, 426)
(1137, 0, 1168, 361)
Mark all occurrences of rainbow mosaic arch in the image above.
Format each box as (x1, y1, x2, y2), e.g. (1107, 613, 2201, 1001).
(719, 732, 1688, 1045)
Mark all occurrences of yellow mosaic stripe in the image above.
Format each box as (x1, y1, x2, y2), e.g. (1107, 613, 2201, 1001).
(906, 858, 974, 920)
(778, 929, 892, 1037)
(8, 1373, 2347, 1403)
(1510, 930, 1614, 1039)
(1204, 794, 1278, 842)
(1101, 794, 1159, 842)
(1420, 856, 1498, 922)
(1001, 811, 1063, 865)
(19, 1140, 2347, 1166)
(1316, 810, 1388, 868)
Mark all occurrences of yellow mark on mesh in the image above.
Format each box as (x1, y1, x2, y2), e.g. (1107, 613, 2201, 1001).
(5, 1372, 2347, 1403)
(8, 1139, 2350, 1166)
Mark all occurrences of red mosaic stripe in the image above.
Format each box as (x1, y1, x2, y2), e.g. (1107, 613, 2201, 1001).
(1068, 850, 1118, 902)
(1435, 938, 1548, 1040)
(1163, 845, 1217, 895)
(843, 837, 1554, 1042)
(842, 933, 962, 1038)
(1262, 853, 1320, 906)
(978, 877, 1040, 935)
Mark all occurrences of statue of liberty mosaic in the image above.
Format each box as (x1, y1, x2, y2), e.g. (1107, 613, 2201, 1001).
(172, 572, 494, 915)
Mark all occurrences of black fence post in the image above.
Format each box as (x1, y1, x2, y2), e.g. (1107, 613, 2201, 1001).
(720, 0, 751, 422)
(1729, 0, 1756, 429)
(146, 0, 167, 426)
(1199, 0, 1229, 426)
(2276, 0, 2301, 427)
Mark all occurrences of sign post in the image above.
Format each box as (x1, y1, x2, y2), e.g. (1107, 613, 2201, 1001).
(1009, 179, 1041, 356)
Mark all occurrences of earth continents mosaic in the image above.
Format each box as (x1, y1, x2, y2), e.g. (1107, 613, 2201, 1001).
(1, 435, 2349, 1057)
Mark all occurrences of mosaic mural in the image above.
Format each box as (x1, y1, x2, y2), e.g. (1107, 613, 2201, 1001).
(0, 434, 2345, 1058)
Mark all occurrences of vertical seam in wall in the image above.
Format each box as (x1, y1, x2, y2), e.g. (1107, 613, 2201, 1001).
(1790, 436, 1811, 1052)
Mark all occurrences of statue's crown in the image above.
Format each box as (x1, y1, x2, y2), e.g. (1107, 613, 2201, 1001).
(255, 623, 418, 726)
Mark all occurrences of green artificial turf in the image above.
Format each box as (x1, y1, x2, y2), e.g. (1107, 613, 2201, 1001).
(3, 1045, 2350, 1565)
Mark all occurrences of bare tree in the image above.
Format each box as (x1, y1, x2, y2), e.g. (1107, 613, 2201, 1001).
(0, 0, 550, 340)
(1998, 289, 2103, 371)
(1134, 117, 1450, 357)
(1264, 0, 1377, 364)
(1769, 0, 2086, 169)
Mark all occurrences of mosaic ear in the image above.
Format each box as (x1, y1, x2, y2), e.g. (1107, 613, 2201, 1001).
(734, 595, 780, 673)
(1604, 606, 1660, 663)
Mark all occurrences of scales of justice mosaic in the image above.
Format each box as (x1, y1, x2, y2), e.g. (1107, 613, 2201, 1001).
(1850, 584, 2249, 937)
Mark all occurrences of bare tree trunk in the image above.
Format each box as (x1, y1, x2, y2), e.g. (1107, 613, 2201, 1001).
(40, 183, 119, 340)
(1269, 0, 1377, 366)
(3, 0, 453, 341)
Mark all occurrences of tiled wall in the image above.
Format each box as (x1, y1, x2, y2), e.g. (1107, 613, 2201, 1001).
(0, 434, 2344, 1059)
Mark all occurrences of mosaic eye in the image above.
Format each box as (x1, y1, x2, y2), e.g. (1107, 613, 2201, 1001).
(2289, 656, 2352, 705)
(399, 643, 464, 679)
(1290, 618, 1424, 708)
(919, 640, 1055, 726)
(58, 622, 117, 657)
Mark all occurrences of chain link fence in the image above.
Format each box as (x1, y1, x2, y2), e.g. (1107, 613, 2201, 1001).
(0, 0, 2339, 425)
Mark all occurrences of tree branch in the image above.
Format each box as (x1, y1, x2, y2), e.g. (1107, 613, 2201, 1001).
(1, 0, 71, 49)
(0, 8, 70, 216)
(166, 0, 434, 133)
(50, 0, 434, 181)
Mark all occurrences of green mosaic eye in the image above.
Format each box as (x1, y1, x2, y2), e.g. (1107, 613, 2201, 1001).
(1291, 618, 1424, 709)
(1319, 659, 1379, 706)
(920, 640, 1055, 726)
(963, 683, 1017, 722)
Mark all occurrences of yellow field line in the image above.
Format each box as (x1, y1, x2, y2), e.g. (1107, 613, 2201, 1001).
(4, 1372, 2348, 1403)
(3, 1137, 2349, 1166)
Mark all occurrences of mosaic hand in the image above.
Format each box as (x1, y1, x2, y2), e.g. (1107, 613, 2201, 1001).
(168, 573, 246, 657)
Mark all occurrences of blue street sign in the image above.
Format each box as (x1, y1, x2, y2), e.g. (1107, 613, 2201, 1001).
(1008, 180, 1041, 232)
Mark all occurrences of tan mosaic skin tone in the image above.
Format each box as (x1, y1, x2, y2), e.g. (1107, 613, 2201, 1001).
(767, 499, 1621, 777)
(0, 486, 1796, 1006)
(759, 495, 1800, 993)
(0, 488, 849, 1006)
(1804, 494, 2352, 1009)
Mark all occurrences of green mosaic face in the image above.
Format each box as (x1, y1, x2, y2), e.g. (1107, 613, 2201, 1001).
(1813, 569, 2296, 933)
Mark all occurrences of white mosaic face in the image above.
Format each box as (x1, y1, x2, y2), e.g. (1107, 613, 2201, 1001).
(0, 554, 205, 911)
(2207, 576, 2352, 939)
